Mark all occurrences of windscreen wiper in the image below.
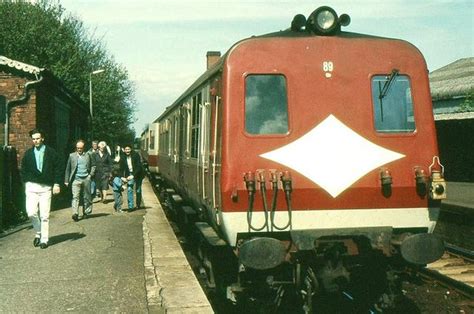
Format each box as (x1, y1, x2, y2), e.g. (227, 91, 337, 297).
(378, 68, 399, 122)
(379, 69, 399, 100)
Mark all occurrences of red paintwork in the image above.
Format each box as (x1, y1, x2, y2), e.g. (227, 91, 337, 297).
(218, 35, 438, 212)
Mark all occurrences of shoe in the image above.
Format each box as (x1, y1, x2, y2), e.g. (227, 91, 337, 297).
(83, 213, 88, 219)
(127, 208, 134, 212)
(72, 214, 79, 222)
(40, 242, 48, 249)
(102, 200, 107, 204)
(33, 237, 40, 247)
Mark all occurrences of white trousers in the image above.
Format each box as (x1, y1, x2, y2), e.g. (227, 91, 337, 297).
(25, 182, 52, 244)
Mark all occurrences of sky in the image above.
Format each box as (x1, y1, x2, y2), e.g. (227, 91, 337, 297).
(58, 0, 473, 135)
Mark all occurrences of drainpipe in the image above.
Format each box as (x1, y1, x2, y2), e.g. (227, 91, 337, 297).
(4, 73, 44, 146)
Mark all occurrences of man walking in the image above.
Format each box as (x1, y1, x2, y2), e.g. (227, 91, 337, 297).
(119, 144, 144, 211)
(21, 128, 62, 249)
(65, 139, 96, 221)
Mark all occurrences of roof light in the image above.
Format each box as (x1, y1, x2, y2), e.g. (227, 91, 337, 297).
(306, 6, 350, 36)
(316, 9, 336, 30)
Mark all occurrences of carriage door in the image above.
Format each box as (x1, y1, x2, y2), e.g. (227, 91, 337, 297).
(173, 112, 181, 185)
(199, 99, 211, 201)
(178, 105, 187, 189)
(208, 78, 222, 213)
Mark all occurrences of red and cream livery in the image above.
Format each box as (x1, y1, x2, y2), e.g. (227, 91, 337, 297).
(151, 6, 446, 311)
(140, 122, 159, 174)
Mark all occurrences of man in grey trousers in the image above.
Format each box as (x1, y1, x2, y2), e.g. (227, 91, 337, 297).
(65, 139, 96, 221)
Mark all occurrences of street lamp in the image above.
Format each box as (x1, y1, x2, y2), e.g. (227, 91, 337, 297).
(89, 69, 104, 142)
(89, 69, 105, 118)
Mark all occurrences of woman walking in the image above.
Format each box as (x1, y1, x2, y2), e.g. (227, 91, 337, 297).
(94, 141, 112, 203)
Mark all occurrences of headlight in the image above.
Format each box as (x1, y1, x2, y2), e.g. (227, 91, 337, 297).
(316, 9, 336, 30)
(306, 6, 349, 35)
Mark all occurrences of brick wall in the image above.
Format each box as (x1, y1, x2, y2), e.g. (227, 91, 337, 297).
(9, 94, 37, 161)
(0, 71, 37, 162)
(2, 71, 90, 169)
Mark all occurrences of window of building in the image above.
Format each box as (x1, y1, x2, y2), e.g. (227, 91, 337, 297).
(372, 74, 415, 133)
(245, 74, 289, 135)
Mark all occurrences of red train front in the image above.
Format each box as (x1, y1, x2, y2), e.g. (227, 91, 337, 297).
(153, 6, 446, 311)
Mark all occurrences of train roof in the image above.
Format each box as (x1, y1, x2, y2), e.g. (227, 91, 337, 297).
(155, 29, 414, 122)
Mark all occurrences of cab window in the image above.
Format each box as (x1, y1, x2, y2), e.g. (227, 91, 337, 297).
(372, 74, 415, 133)
(245, 74, 289, 135)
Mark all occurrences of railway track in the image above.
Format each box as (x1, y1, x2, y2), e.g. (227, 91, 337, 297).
(420, 243, 474, 299)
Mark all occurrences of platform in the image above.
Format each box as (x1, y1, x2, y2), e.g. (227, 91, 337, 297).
(442, 181, 474, 214)
(436, 181, 474, 251)
(0, 178, 213, 313)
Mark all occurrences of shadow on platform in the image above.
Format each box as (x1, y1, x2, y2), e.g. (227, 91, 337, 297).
(49, 232, 86, 246)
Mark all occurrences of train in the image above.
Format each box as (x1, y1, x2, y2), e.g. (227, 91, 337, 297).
(142, 6, 447, 312)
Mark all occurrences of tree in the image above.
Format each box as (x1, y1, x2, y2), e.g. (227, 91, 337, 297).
(458, 92, 473, 113)
(0, 0, 136, 146)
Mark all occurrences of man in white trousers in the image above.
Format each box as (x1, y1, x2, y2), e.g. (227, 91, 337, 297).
(20, 128, 62, 249)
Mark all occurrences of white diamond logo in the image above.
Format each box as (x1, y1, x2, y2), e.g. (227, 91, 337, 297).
(260, 114, 405, 198)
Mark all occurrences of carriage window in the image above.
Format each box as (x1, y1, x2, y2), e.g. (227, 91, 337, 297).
(191, 93, 201, 158)
(372, 74, 415, 133)
(149, 130, 154, 150)
(245, 74, 289, 135)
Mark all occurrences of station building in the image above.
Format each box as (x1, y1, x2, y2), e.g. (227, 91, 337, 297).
(430, 57, 474, 182)
(0, 55, 89, 229)
(0, 55, 89, 164)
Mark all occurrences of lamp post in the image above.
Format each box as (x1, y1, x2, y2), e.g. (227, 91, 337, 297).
(89, 69, 104, 140)
(89, 69, 105, 118)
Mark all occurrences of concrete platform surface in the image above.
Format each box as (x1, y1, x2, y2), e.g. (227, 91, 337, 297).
(442, 181, 474, 212)
(0, 178, 213, 313)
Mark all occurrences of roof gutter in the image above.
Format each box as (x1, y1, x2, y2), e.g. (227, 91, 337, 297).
(4, 73, 44, 146)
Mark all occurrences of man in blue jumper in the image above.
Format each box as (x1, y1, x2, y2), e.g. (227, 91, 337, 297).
(21, 128, 62, 249)
(65, 139, 96, 221)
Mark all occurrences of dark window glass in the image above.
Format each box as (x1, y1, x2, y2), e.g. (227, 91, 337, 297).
(245, 75, 289, 135)
(372, 75, 415, 133)
(191, 93, 201, 158)
(149, 130, 154, 150)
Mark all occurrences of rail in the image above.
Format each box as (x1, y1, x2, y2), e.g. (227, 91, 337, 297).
(417, 243, 474, 299)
